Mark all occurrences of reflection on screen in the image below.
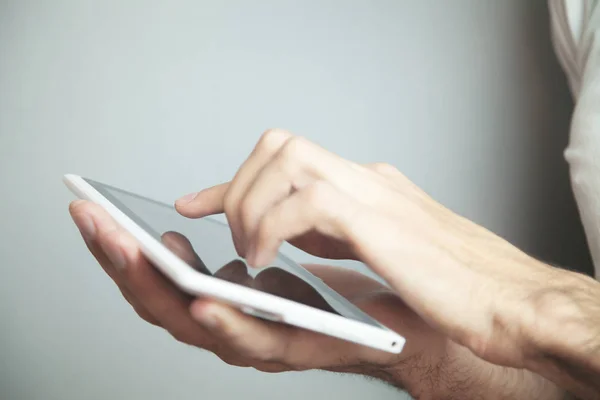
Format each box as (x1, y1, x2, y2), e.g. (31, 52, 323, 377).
(86, 178, 383, 327)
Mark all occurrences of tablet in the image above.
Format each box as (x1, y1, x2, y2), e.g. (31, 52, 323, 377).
(64, 174, 405, 354)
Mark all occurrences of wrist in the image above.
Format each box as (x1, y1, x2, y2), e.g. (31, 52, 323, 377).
(331, 334, 451, 394)
(339, 332, 567, 400)
(520, 267, 598, 359)
(372, 340, 565, 400)
(424, 344, 565, 399)
(519, 266, 600, 398)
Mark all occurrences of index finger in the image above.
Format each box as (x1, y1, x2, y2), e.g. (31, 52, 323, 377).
(173, 161, 390, 219)
(175, 182, 229, 218)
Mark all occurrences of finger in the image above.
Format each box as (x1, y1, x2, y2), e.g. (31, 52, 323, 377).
(213, 259, 253, 286)
(86, 232, 161, 326)
(161, 231, 211, 275)
(173, 160, 399, 219)
(238, 136, 359, 255)
(86, 206, 218, 349)
(214, 351, 289, 373)
(224, 129, 295, 255)
(174, 128, 289, 218)
(237, 142, 314, 256)
(298, 264, 385, 299)
(287, 231, 356, 260)
(207, 343, 288, 373)
(213, 352, 252, 369)
(70, 200, 116, 278)
(249, 181, 363, 267)
(71, 202, 134, 290)
(254, 268, 336, 312)
(251, 362, 291, 373)
(120, 286, 161, 326)
(240, 142, 401, 256)
(176, 130, 293, 255)
(175, 182, 229, 218)
(190, 299, 342, 369)
(70, 201, 162, 326)
(190, 299, 288, 362)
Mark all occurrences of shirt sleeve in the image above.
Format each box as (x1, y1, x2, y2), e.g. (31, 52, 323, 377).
(549, 0, 600, 278)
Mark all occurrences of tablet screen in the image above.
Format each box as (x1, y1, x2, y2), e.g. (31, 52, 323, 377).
(85, 178, 384, 328)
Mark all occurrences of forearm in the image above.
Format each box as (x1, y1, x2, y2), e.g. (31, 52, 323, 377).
(378, 341, 565, 399)
(519, 265, 600, 399)
(429, 216, 600, 398)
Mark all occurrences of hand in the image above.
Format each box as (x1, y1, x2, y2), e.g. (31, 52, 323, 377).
(69, 200, 563, 398)
(67, 127, 576, 398)
(69, 200, 454, 391)
(173, 129, 591, 377)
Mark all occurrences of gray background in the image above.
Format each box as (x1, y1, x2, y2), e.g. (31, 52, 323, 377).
(0, 1, 592, 399)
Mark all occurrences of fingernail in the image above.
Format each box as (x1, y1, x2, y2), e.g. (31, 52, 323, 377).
(176, 192, 198, 206)
(76, 215, 96, 240)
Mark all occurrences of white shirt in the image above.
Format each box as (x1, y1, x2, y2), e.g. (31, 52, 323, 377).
(550, 0, 600, 278)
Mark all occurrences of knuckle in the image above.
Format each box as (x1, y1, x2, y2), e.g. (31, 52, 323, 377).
(168, 328, 193, 345)
(280, 136, 308, 162)
(258, 128, 292, 154)
(259, 346, 287, 364)
(370, 162, 398, 175)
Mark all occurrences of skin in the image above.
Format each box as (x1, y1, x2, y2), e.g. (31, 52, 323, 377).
(69, 129, 600, 399)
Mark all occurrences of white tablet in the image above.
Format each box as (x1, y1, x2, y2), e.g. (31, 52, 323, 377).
(64, 174, 405, 354)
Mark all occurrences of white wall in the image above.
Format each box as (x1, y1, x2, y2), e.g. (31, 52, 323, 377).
(0, 1, 591, 399)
